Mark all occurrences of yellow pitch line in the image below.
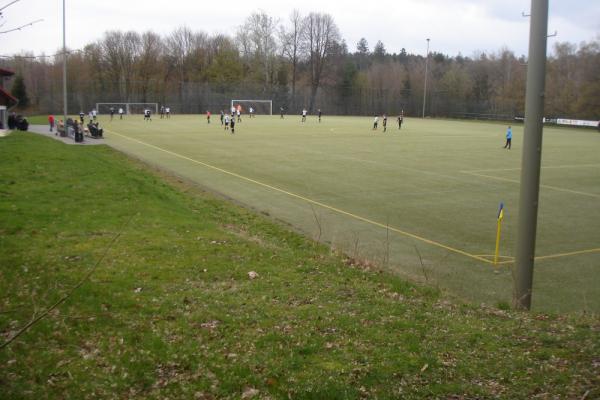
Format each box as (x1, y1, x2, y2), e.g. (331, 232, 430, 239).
(461, 171, 600, 199)
(535, 247, 600, 261)
(490, 248, 600, 265)
(495, 259, 514, 265)
(106, 128, 492, 264)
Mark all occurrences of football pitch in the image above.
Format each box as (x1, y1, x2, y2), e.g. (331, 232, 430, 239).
(99, 114, 599, 312)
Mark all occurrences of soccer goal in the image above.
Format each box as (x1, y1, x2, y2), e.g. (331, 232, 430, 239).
(231, 100, 272, 116)
(96, 103, 158, 115)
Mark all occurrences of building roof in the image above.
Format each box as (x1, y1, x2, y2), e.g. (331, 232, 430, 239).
(0, 87, 18, 107)
(0, 67, 15, 77)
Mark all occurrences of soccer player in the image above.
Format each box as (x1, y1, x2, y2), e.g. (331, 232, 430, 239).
(383, 114, 387, 132)
(224, 114, 230, 130)
(301, 108, 307, 123)
(397, 114, 403, 129)
(373, 115, 379, 130)
(318, 109, 322, 123)
(230, 116, 235, 134)
(109, 107, 115, 121)
(79, 111, 85, 125)
(504, 126, 512, 149)
(207, 110, 211, 124)
(160, 106, 165, 119)
(220, 110, 224, 125)
(92, 109, 97, 121)
(144, 109, 152, 121)
(166, 107, 171, 118)
(249, 106, 254, 118)
(280, 106, 284, 119)
(118, 107, 124, 119)
(236, 108, 241, 122)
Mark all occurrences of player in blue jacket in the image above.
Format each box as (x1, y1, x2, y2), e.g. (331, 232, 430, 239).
(503, 126, 512, 149)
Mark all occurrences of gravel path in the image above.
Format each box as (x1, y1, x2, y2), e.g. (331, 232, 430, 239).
(26, 124, 105, 146)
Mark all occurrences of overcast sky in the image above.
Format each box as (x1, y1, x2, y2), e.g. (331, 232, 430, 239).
(1, 0, 598, 58)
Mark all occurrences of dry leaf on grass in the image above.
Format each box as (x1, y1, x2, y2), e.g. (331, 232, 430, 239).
(241, 386, 259, 399)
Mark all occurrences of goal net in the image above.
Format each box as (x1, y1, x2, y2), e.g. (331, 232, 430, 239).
(96, 103, 158, 115)
(231, 100, 272, 116)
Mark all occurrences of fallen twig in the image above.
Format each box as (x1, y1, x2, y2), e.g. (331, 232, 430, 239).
(0, 213, 136, 350)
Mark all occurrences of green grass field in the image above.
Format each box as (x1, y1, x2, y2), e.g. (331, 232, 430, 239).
(94, 114, 599, 312)
(1, 132, 598, 398)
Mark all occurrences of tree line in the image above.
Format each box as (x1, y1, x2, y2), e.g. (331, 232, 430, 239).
(2, 10, 599, 119)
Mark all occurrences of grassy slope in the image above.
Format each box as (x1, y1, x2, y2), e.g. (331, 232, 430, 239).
(0, 132, 598, 399)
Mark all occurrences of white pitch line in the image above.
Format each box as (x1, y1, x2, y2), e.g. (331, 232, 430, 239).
(460, 171, 600, 199)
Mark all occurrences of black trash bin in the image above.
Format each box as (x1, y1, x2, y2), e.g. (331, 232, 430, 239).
(7, 113, 16, 129)
(15, 116, 29, 131)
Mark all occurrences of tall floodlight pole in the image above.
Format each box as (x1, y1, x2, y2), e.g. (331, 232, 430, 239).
(422, 38, 430, 118)
(62, 0, 67, 126)
(514, 0, 549, 310)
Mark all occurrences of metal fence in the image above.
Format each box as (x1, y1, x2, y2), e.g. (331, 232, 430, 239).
(37, 81, 522, 120)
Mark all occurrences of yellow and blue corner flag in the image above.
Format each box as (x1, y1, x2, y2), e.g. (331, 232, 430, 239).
(497, 202, 504, 221)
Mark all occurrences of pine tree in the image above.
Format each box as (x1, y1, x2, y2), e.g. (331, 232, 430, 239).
(11, 75, 29, 109)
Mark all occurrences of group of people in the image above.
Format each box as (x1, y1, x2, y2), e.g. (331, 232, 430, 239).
(215, 105, 247, 133)
(7, 112, 29, 131)
(78, 109, 98, 125)
(299, 109, 323, 123)
(373, 113, 404, 132)
(50, 113, 103, 142)
(159, 106, 171, 119)
(41, 106, 521, 151)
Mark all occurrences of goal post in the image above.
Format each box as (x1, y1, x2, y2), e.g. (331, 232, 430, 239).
(96, 102, 158, 115)
(231, 100, 272, 116)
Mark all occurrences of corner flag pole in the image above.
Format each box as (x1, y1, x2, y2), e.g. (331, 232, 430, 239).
(514, 0, 549, 310)
(494, 202, 504, 265)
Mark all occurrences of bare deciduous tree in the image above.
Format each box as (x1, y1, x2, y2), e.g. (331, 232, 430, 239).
(279, 10, 304, 108)
(239, 11, 279, 90)
(301, 12, 341, 112)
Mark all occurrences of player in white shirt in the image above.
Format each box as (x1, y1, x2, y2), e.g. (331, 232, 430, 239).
(301, 109, 307, 123)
